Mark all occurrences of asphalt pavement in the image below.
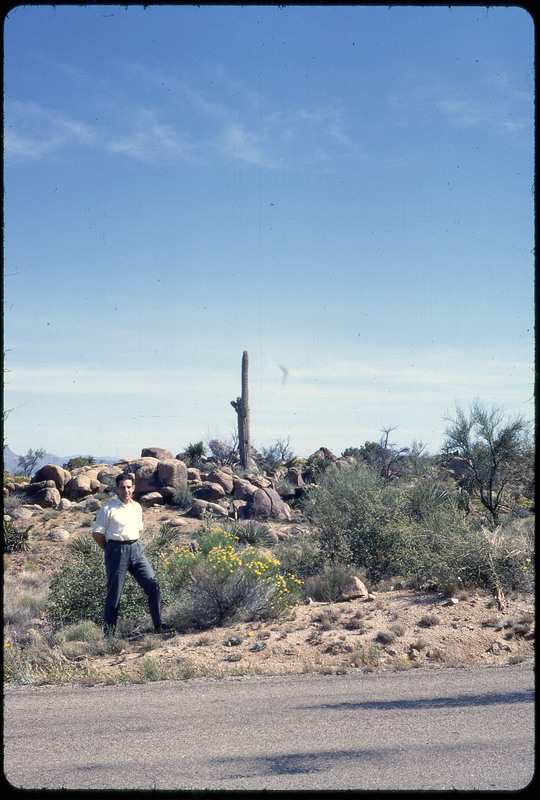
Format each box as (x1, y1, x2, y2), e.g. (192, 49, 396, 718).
(4, 663, 534, 791)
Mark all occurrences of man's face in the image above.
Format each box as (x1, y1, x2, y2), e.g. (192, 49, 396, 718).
(117, 479, 135, 504)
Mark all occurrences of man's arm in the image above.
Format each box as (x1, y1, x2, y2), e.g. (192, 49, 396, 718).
(92, 531, 106, 549)
(92, 504, 108, 549)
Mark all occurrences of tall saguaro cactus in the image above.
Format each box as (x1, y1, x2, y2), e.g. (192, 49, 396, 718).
(231, 350, 253, 470)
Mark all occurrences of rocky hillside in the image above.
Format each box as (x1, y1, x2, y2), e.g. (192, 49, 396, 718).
(5, 443, 356, 524)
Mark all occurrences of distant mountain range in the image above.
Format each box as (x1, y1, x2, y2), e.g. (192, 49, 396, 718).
(3, 446, 118, 476)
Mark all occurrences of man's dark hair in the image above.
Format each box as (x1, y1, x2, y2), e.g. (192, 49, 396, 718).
(116, 472, 135, 487)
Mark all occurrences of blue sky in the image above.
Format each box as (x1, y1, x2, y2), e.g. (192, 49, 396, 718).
(3, 4, 535, 460)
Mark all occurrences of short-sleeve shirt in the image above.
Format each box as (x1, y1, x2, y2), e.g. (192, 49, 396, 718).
(92, 497, 143, 542)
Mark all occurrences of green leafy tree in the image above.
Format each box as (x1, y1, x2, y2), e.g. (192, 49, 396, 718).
(63, 456, 95, 471)
(444, 401, 531, 523)
(17, 448, 46, 477)
(343, 427, 410, 481)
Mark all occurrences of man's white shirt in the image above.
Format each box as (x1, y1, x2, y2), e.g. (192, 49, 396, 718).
(92, 497, 143, 542)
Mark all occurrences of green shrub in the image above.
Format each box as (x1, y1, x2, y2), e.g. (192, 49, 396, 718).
(171, 487, 193, 511)
(303, 464, 400, 579)
(3, 570, 49, 626)
(61, 620, 102, 642)
(303, 562, 356, 602)
(304, 462, 534, 595)
(184, 441, 207, 467)
(162, 544, 203, 594)
(163, 528, 302, 629)
(171, 561, 269, 629)
(63, 456, 95, 471)
(403, 479, 455, 521)
(226, 520, 274, 547)
(385, 514, 534, 594)
(4, 519, 33, 553)
(272, 535, 326, 583)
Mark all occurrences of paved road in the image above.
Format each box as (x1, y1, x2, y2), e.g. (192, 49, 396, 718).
(4, 664, 534, 791)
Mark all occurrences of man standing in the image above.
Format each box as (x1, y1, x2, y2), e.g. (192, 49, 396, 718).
(92, 473, 163, 636)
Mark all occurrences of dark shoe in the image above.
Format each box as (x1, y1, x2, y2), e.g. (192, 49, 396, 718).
(154, 624, 173, 637)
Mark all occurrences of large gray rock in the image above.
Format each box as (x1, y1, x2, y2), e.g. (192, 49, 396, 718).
(32, 486, 61, 508)
(139, 491, 165, 507)
(141, 446, 175, 460)
(341, 576, 369, 601)
(233, 477, 259, 501)
(308, 447, 337, 463)
(157, 459, 187, 492)
(25, 479, 57, 496)
(193, 482, 226, 503)
(248, 487, 291, 522)
(97, 465, 123, 484)
(204, 469, 234, 494)
(48, 527, 71, 542)
(208, 439, 235, 463)
(132, 459, 160, 498)
(286, 467, 305, 488)
(32, 464, 72, 492)
(65, 474, 94, 500)
(443, 456, 472, 480)
(190, 498, 229, 519)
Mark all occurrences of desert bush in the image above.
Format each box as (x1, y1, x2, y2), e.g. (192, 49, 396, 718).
(258, 444, 283, 473)
(385, 512, 534, 594)
(275, 477, 296, 500)
(171, 487, 193, 511)
(272, 535, 326, 583)
(443, 401, 531, 523)
(162, 544, 202, 594)
(303, 463, 400, 579)
(4, 570, 49, 626)
(375, 630, 395, 645)
(162, 528, 302, 629)
(168, 563, 269, 629)
(60, 620, 102, 642)
(224, 520, 274, 547)
(305, 460, 533, 594)
(402, 479, 456, 521)
(4, 519, 33, 553)
(183, 441, 207, 467)
(303, 562, 356, 603)
(418, 614, 440, 628)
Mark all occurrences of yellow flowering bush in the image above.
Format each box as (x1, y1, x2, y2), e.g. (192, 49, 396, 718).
(206, 545, 242, 578)
(161, 545, 200, 593)
(161, 528, 303, 624)
(240, 549, 302, 615)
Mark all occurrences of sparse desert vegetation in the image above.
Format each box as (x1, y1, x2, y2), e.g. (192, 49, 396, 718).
(4, 405, 534, 685)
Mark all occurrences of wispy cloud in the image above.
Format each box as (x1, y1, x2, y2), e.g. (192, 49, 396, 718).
(424, 67, 533, 134)
(4, 101, 98, 159)
(5, 60, 358, 170)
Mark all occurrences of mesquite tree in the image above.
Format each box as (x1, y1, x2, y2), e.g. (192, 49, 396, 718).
(444, 401, 530, 524)
(231, 350, 254, 470)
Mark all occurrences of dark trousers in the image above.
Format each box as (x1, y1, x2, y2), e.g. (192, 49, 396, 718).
(104, 540, 161, 632)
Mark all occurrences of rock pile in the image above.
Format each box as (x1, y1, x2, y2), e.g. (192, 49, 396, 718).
(4, 443, 346, 522)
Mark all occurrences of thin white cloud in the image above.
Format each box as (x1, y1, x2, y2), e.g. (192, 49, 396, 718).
(9, 349, 532, 404)
(5, 60, 358, 170)
(4, 101, 98, 159)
